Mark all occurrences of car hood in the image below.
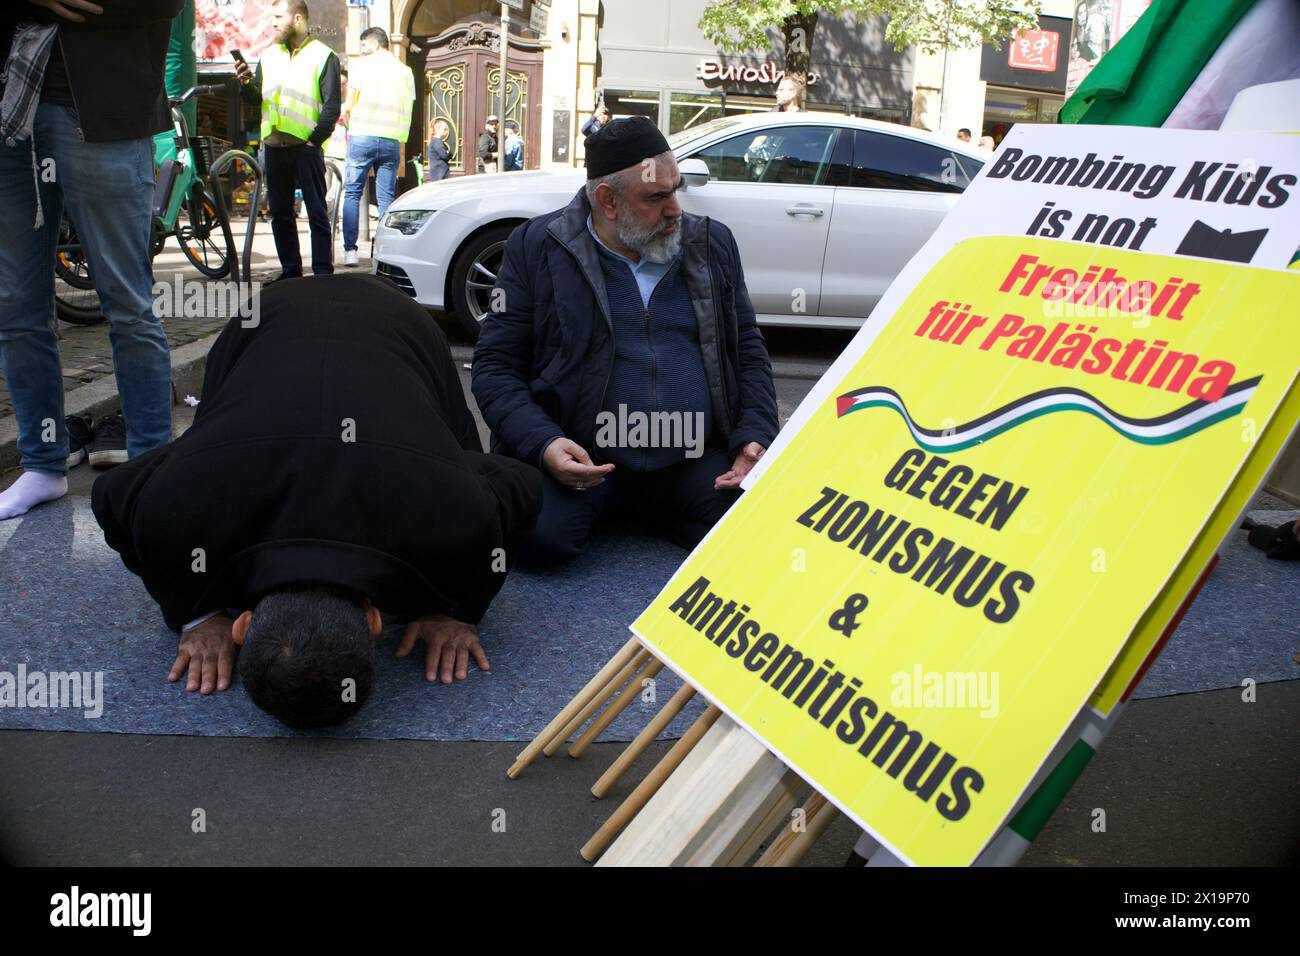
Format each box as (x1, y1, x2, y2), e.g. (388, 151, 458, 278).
(389, 169, 586, 211)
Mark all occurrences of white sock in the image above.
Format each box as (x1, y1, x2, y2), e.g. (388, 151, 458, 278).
(0, 471, 68, 520)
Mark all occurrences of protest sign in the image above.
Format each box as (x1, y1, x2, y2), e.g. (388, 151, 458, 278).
(631, 233, 1299, 866)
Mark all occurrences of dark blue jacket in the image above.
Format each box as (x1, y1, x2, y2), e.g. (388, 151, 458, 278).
(426, 137, 450, 181)
(471, 188, 780, 466)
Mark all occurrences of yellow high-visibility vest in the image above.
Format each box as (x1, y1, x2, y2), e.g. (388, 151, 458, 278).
(260, 37, 334, 141)
(347, 49, 415, 143)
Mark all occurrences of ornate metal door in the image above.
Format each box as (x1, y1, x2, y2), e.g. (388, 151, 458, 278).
(424, 62, 467, 174)
(486, 65, 529, 148)
(414, 21, 544, 177)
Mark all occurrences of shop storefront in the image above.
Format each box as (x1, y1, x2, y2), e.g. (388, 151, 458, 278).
(978, 14, 1073, 145)
(597, 0, 913, 136)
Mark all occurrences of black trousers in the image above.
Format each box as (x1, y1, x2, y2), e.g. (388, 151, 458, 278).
(263, 142, 333, 276)
(519, 446, 740, 569)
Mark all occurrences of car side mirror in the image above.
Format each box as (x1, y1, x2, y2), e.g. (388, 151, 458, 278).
(679, 157, 710, 189)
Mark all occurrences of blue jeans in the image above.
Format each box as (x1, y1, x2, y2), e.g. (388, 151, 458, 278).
(342, 134, 400, 252)
(0, 103, 172, 474)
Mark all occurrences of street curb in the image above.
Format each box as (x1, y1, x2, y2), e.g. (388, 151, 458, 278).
(0, 333, 218, 473)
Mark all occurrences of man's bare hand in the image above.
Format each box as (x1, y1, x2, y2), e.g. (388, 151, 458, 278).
(234, 60, 254, 85)
(29, 0, 102, 22)
(542, 437, 614, 491)
(169, 614, 238, 694)
(396, 614, 488, 684)
(715, 441, 765, 490)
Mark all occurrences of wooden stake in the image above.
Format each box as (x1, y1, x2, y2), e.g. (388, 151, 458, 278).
(753, 791, 838, 867)
(580, 704, 720, 862)
(542, 649, 652, 757)
(596, 716, 792, 867)
(506, 636, 640, 779)
(590, 680, 697, 799)
(568, 659, 665, 759)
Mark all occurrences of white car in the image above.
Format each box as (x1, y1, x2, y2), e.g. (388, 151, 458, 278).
(373, 112, 986, 336)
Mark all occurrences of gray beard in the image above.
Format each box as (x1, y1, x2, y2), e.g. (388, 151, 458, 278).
(616, 211, 683, 264)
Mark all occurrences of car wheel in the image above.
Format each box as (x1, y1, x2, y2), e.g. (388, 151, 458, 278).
(450, 224, 515, 339)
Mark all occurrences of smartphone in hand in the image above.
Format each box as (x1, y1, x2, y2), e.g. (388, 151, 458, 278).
(231, 48, 252, 84)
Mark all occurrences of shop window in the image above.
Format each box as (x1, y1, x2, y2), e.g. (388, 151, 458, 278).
(847, 130, 968, 192)
(722, 94, 777, 119)
(852, 105, 909, 125)
(669, 92, 725, 135)
(688, 125, 840, 186)
(983, 88, 1064, 136)
(601, 89, 661, 125)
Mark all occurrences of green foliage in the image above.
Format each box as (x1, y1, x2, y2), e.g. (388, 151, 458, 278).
(699, 1, 1042, 57)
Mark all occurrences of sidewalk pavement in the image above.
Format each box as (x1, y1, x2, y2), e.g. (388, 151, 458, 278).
(0, 214, 376, 473)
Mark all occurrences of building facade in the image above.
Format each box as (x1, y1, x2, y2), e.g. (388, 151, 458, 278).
(384, 0, 596, 175)
(913, 0, 1151, 145)
(595, 0, 915, 139)
(190, 1, 1150, 177)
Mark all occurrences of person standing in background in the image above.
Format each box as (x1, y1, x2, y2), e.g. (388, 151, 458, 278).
(0, 0, 179, 520)
(426, 118, 451, 182)
(502, 119, 524, 171)
(581, 104, 609, 138)
(339, 26, 414, 267)
(477, 115, 498, 173)
(771, 76, 805, 112)
(236, 0, 340, 279)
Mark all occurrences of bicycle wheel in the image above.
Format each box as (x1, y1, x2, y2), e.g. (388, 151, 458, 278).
(176, 188, 233, 278)
(54, 214, 105, 325)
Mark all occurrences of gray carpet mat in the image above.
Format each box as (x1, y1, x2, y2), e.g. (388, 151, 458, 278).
(0, 498, 1294, 740)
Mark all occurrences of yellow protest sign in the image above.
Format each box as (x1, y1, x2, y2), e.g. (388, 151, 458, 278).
(631, 235, 1300, 867)
(1089, 379, 1299, 715)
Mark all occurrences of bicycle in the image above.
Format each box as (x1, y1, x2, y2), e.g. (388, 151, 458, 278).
(54, 84, 237, 325)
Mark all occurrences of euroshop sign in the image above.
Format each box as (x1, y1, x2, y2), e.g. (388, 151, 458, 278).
(697, 58, 821, 87)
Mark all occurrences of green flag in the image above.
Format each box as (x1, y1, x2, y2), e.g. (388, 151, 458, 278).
(1060, 0, 1257, 126)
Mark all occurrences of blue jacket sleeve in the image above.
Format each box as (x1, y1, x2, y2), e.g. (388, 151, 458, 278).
(470, 223, 566, 463)
(722, 226, 780, 454)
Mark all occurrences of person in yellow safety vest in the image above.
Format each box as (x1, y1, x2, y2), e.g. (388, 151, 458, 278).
(236, 0, 341, 279)
(339, 26, 415, 267)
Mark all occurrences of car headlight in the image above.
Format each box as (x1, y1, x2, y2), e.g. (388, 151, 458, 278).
(382, 209, 435, 235)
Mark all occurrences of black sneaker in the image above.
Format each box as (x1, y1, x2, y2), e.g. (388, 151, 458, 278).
(88, 414, 128, 469)
(65, 414, 94, 468)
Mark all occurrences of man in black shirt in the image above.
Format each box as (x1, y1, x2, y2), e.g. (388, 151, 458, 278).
(93, 275, 543, 728)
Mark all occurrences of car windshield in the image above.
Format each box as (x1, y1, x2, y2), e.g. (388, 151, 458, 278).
(666, 116, 745, 150)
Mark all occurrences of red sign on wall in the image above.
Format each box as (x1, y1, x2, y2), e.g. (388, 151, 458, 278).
(1007, 30, 1060, 73)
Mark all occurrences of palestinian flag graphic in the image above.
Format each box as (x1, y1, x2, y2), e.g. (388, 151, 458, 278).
(834, 377, 1260, 453)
